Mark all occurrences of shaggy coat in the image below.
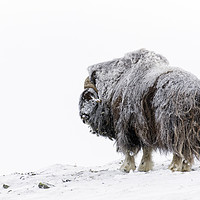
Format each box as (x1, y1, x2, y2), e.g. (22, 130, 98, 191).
(79, 49, 200, 167)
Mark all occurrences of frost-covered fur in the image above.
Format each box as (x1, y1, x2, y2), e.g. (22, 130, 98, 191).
(79, 49, 200, 172)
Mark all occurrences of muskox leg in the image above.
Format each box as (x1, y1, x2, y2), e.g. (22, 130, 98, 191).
(138, 147, 153, 172)
(168, 154, 183, 172)
(120, 152, 136, 173)
(169, 153, 194, 172)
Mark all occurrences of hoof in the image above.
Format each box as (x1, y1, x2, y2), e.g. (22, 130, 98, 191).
(120, 162, 136, 173)
(168, 163, 182, 172)
(138, 161, 154, 172)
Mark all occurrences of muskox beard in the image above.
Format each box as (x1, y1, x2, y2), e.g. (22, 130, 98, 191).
(88, 101, 116, 140)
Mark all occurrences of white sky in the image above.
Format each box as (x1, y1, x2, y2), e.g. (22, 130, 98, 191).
(0, 0, 200, 175)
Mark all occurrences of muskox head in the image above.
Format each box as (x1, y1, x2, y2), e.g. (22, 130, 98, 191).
(79, 77, 115, 140)
(79, 77, 100, 124)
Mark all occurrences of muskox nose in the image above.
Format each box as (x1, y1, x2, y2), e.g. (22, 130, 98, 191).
(80, 114, 89, 123)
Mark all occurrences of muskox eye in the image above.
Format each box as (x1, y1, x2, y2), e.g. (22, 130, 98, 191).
(81, 88, 99, 103)
(82, 89, 98, 102)
(83, 92, 93, 101)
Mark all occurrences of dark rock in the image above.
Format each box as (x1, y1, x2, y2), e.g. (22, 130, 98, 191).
(3, 184, 9, 189)
(38, 183, 50, 189)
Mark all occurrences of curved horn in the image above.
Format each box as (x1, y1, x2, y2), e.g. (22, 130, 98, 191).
(84, 77, 98, 93)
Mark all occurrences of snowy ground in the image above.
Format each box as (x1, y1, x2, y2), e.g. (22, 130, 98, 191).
(1, 152, 200, 200)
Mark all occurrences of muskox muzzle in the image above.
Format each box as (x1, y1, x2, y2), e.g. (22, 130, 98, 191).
(80, 113, 90, 124)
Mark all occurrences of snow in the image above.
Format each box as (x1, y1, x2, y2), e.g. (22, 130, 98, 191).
(1, 152, 200, 200)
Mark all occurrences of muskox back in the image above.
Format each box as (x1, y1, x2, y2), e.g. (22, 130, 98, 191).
(80, 49, 200, 172)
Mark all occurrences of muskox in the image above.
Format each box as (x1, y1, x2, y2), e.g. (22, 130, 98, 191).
(79, 49, 200, 172)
